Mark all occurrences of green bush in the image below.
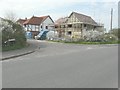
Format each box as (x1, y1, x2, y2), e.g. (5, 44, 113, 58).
(1, 19, 26, 51)
(109, 28, 120, 39)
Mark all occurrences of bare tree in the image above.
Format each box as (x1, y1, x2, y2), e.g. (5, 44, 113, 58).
(4, 11, 17, 22)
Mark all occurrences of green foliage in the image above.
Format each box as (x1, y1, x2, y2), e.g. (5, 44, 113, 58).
(2, 43, 27, 51)
(102, 33, 118, 42)
(12, 22, 26, 46)
(1, 19, 26, 51)
(109, 28, 120, 39)
(49, 40, 119, 45)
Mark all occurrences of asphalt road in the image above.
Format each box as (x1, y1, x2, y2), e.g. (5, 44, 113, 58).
(2, 40, 118, 88)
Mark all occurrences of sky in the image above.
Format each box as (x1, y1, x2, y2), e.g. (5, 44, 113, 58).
(0, 0, 119, 31)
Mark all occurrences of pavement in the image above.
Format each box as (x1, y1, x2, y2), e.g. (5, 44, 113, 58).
(1, 39, 39, 61)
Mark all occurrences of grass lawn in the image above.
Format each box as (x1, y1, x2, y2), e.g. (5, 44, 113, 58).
(65, 41, 120, 44)
(48, 40, 120, 45)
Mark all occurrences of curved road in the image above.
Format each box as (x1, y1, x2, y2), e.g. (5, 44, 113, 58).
(2, 40, 118, 88)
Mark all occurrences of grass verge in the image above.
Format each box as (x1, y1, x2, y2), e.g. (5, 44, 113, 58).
(2, 43, 29, 52)
(48, 40, 120, 45)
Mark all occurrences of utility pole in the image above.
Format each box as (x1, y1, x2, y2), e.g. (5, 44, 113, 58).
(118, 2, 120, 40)
(110, 8, 113, 32)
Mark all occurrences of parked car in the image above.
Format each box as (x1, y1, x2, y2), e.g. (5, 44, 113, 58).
(35, 30, 49, 40)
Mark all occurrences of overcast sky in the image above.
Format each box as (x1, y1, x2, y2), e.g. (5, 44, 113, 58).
(0, 0, 119, 31)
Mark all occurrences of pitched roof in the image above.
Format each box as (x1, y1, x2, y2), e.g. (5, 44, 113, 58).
(55, 17, 68, 25)
(17, 19, 27, 25)
(69, 12, 98, 26)
(23, 15, 54, 25)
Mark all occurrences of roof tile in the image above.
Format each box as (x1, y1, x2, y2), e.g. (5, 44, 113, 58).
(70, 12, 98, 25)
(23, 16, 48, 25)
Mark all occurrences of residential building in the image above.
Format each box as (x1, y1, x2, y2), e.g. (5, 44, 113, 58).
(56, 12, 104, 39)
(55, 17, 68, 37)
(17, 18, 27, 25)
(17, 15, 54, 38)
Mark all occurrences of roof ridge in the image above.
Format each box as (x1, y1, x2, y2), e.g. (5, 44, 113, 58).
(40, 15, 49, 22)
(39, 15, 49, 18)
(73, 12, 91, 18)
(31, 16, 39, 18)
(23, 15, 48, 25)
(71, 11, 97, 25)
(27, 16, 40, 23)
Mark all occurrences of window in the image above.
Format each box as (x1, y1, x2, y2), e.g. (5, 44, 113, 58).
(24, 25, 26, 27)
(46, 26, 48, 29)
(60, 25, 65, 28)
(67, 31, 72, 35)
(36, 25, 39, 31)
(32, 25, 35, 31)
(84, 24, 86, 27)
(55, 25, 58, 28)
(68, 24, 72, 28)
(94, 26, 96, 30)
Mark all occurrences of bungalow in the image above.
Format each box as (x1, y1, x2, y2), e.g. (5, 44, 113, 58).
(56, 12, 104, 39)
(17, 15, 54, 38)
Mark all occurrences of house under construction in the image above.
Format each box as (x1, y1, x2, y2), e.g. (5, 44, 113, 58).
(55, 12, 104, 40)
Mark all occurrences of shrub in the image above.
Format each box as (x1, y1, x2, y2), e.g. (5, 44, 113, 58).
(1, 18, 26, 51)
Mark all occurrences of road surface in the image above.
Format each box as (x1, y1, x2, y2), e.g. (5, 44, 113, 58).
(2, 40, 118, 88)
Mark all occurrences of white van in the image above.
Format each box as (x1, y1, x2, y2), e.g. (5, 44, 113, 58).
(46, 30, 58, 40)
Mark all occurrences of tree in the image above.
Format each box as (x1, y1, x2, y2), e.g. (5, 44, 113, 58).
(4, 11, 17, 22)
(83, 29, 104, 42)
(109, 28, 120, 39)
(1, 12, 26, 50)
(1, 18, 26, 47)
(0, 19, 13, 45)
